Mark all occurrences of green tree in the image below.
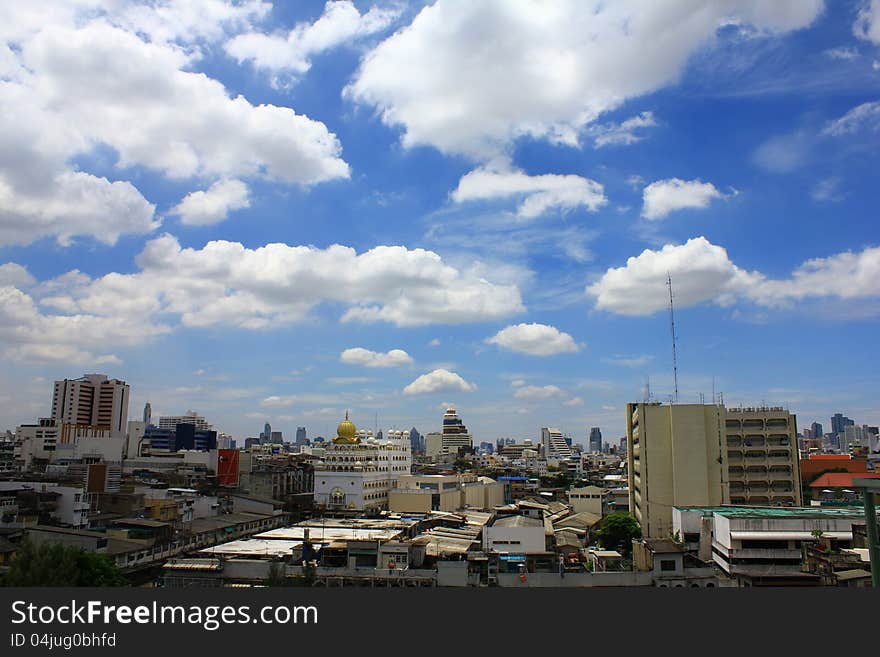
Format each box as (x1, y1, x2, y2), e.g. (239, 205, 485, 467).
(2, 540, 127, 587)
(596, 513, 642, 555)
(264, 561, 287, 587)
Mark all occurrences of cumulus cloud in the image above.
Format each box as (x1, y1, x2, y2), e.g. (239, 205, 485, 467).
(403, 369, 476, 395)
(346, 0, 823, 158)
(588, 237, 880, 315)
(0, 263, 35, 288)
(641, 178, 726, 220)
(0, 234, 523, 363)
(340, 347, 413, 368)
(854, 0, 880, 44)
(171, 179, 251, 225)
(0, 6, 349, 245)
(226, 1, 400, 80)
(486, 323, 580, 356)
(452, 166, 607, 219)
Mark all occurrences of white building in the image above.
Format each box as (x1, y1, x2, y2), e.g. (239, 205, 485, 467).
(51, 374, 129, 438)
(541, 427, 572, 459)
(0, 481, 90, 528)
(313, 413, 412, 513)
(158, 410, 212, 431)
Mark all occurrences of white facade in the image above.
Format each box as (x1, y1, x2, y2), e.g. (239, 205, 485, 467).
(0, 481, 90, 528)
(158, 410, 212, 431)
(541, 427, 572, 459)
(314, 427, 412, 513)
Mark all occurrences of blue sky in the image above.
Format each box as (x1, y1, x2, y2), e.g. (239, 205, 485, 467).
(1, 0, 878, 443)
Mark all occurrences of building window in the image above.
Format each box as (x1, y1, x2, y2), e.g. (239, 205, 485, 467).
(660, 559, 677, 572)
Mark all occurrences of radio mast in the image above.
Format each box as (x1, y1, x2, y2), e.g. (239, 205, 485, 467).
(667, 273, 679, 403)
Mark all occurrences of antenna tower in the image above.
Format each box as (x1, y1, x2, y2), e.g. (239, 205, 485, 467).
(667, 272, 679, 403)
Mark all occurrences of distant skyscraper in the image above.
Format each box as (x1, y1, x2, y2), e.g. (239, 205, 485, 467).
(541, 427, 572, 458)
(51, 373, 130, 436)
(143, 402, 152, 426)
(810, 422, 823, 439)
(410, 427, 422, 454)
(831, 413, 854, 435)
(589, 427, 602, 453)
(295, 426, 307, 445)
(377, 430, 384, 441)
(260, 422, 271, 444)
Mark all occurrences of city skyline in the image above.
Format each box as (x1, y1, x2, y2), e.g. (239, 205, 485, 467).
(1, 1, 879, 441)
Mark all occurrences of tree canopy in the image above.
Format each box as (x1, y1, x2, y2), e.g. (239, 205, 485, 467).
(596, 512, 642, 554)
(2, 540, 127, 587)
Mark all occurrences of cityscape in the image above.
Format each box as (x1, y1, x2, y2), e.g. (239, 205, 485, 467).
(0, 371, 877, 588)
(0, 0, 879, 595)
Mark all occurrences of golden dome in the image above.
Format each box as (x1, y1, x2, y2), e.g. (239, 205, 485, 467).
(333, 410, 359, 444)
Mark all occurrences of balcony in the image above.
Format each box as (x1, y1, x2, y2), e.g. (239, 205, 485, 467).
(743, 436, 766, 447)
(726, 436, 742, 447)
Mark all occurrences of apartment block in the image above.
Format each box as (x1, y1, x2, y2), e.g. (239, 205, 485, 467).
(627, 402, 802, 538)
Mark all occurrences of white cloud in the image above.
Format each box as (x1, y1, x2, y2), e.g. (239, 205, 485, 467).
(602, 355, 655, 368)
(0, 9, 350, 245)
(752, 130, 812, 173)
(428, 338, 441, 347)
(822, 101, 880, 137)
(513, 384, 565, 400)
(745, 247, 880, 307)
(823, 46, 859, 60)
(340, 347, 413, 368)
(854, 0, 880, 45)
(403, 369, 476, 395)
(588, 237, 880, 315)
(346, 0, 823, 158)
(452, 166, 607, 219)
(171, 179, 251, 225)
(810, 177, 842, 202)
(563, 397, 584, 406)
(641, 178, 725, 220)
(0, 234, 523, 366)
(588, 111, 658, 148)
(226, 1, 400, 80)
(0, 263, 36, 288)
(486, 323, 580, 356)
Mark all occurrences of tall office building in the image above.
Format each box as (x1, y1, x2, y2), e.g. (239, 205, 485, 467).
(830, 413, 854, 435)
(430, 407, 473, 456)
(541, 427, 572, 458)
(260, 422, 272, 444)
(409, 427, 422, 454)
(295, 426, 307, 446)
(51, 374, 130, 437)
(143, 402, 152, 427)
(158, 411, 211, 431)
(588, 427, 602, 453)
(626, 402, 801, 538)
(810, 421, 823, 439)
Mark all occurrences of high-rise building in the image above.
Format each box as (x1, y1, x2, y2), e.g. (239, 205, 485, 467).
(810, 422, 823, 439)
(409, 427, 422, 454)
(589, 427, 602, 453)
(260, 422, 272, 444)
(439, 407, 473, 455)
(51, 374, 130, 437)
(627, 402, 801, 538)
(831, 413, 854, 435)
(158, 411, 211, 432)
(295, 426, 307, 446)
(541, 427, 572, 458)
(143, 402, 152, 426)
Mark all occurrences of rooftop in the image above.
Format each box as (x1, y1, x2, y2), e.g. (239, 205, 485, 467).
(675, 505, 872, 520)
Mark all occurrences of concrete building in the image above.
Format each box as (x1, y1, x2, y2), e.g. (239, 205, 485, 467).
(673, 505, 873, 586)
(158, 411, 211, 432)
(51, 374, 130, 438)
(541, 427, 572, 459)
(567, 486, 612, 516)
(627, 402, 801, 538)
(313, 413, 411, 513)
(588, 427, 602, 454)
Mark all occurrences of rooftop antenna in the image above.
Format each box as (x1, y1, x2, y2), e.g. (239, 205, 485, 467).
(667, 272, 679, 403)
